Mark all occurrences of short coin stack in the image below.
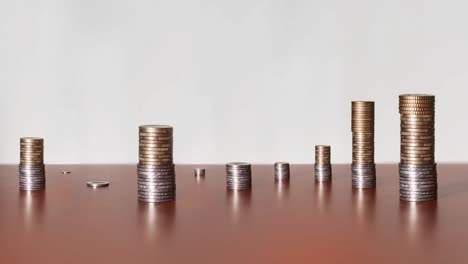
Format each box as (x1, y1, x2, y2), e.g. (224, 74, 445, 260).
(19, 137, 45, 191)
(399, 94, 437, 201)
(274, 162, 290, 180)
(226, 162, 252, 190)
(351, 101, 376, 188)
(314, 145, 332, 181)
(137, 125, 176, 203)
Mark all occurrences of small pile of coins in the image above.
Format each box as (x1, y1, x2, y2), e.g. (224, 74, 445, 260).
(274, 162, 290, 180)
(194, 168, 205, 177)
(351, 101, 376, 188)
(226, 162, 252, 190)
(315, 145, 332, 181)
(19, 137, 45, 191)
(137, 125, 176, 203)
(399, 94, 437, 201)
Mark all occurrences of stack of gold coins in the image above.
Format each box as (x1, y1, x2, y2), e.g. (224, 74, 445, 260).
(399, 94, 437, 201)
(314, 145, 332, 181)
(137, 125, 175, 203)
(351, 101, 376, 188)
(19, 137, 45, 191)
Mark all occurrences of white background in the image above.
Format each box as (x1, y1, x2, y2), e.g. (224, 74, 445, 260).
(0, 0, 466, 164)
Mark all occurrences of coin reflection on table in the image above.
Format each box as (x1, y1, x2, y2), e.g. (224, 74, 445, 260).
(352, 188, 376, 228)
(399, 201, 438, 246)
(137, 202, 176, 243)
(226, 189, 252, 223)
(194, 168, 205, 183)
(315, 181, 332, 214)
(274, 179, 290, 204)
(19, 191, 46, 231)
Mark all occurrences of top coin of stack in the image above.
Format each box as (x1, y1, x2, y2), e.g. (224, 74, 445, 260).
(20, 137, 44, 165)
(399, 95, 435, 164)
(315, 145, 331, 165)
(139, 125, 173, 165)
(351, 101, 375, 164)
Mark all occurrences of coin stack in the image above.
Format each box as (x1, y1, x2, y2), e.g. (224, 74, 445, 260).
(137, 125, 176, 203)
(226, 162, 252, 190)
(399, 94, 437, 201)
(351, 101, 376, 188)
(314, 145, 332, 181)
(19, 137, 46, 191)
(274, 162, 290, 180)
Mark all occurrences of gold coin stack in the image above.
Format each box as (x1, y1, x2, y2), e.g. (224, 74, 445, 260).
(137, 125, 176, 203)
(314, 145, 332, 181)
(399, 94, 437, 201)
(19, 137, 45, 191)
(351, 101, 376, 188)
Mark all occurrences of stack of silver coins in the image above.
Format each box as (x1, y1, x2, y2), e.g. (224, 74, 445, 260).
(274, 162, 290, 180)
(351, 101, 376, 188)
(399, 94, 437, 201)
(226, 162, 252, 190)
(19, 137, 46, 191)
(137, 125, 176, 203)
(314, 145, 332, 181)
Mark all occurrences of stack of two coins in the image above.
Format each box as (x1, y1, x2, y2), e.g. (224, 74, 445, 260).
(351, 101, 376, 188)
(274, 162, 290, 180)
(137, 125, 176, 203)
(19, 137, 45, 191)
(314, 145, 332, 181)
(226, 162, 252, 190)
(399, 94, 437, 201)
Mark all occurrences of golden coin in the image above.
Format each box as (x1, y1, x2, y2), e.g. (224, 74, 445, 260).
(20, 137, 43, 142)
(139, 124, 173, 130)
(139, 131, 172, 136)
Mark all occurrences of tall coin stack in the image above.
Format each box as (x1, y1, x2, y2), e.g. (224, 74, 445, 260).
(399, 94, 437, 202)
(314, 145, 332, 181)
(137, 125, 176, 203)
(19, 137, 45, 191)
(226, 162, 252, 190)
(351, 101, 376, 188)
(274, 162, 290, 180)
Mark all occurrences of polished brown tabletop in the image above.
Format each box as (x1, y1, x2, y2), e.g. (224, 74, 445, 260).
(0, 164, 465, 263)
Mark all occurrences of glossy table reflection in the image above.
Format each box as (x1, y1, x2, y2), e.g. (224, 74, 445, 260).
(0, 164, 466, 263)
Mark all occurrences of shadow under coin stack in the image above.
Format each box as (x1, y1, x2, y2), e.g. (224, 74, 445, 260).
(399, 94, 437, 202)
(315, 145, 332, 181)
(274, 162, 290, 180)
(351, 101, 376, 188)
(137, 125, 175, 203)
(19, 137, 45, 191)
(226, 162, 252, 190)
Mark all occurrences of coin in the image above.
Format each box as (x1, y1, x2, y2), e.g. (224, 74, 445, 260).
(87, 181, 110, 188)
(137, 125, 176, 203)
(194, 168, 205, 177)
(226, 162, 252, 190)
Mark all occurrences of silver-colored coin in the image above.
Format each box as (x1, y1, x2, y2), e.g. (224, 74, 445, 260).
(138, 184, 176, 190)
(138, 179, 175, 185)
(137, 164, 174, 169)
(137, 171, 175, 177)
(194, 168, 205, 176)
(86, 181, 110, 188)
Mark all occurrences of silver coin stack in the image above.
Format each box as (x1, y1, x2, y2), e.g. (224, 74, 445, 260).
(314, 145, 332, 181)
(274, 162, 290, 180)
(351, 101, 376, 188)
(137, 125, 176, 203)
(19, 137, 46, 191)
(399, 94, 437, 202)
(226, 162, 252, 190)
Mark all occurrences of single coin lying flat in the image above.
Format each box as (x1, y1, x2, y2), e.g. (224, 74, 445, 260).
(86, 181, 110, 188)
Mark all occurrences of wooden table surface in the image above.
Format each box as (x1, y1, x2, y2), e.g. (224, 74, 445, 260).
(0, 164, 466, 263)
